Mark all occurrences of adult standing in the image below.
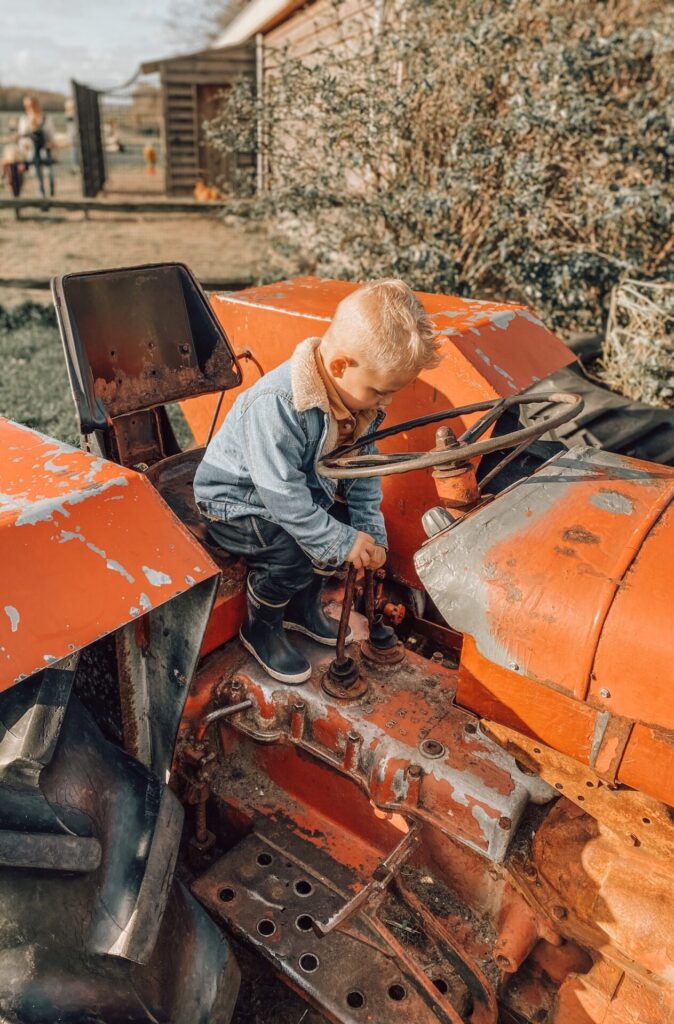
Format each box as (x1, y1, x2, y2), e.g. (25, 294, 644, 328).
(17, 95, 56, 198)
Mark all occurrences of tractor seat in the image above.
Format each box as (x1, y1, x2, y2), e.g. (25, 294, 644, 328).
(144, 448, 243, 576)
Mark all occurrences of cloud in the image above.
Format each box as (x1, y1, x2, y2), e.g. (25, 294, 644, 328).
(0, 1, 178, 93)
(15, 49, 31, 69)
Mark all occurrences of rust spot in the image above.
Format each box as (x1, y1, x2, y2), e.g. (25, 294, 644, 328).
(554, 545, 577, 558)
(562, 525, 600, 545)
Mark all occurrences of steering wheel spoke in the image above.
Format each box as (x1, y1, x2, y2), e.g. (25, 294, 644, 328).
(318, 391, 584, 479)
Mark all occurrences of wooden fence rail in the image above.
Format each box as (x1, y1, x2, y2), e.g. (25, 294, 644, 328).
(0, 276, 253, 292)
(0, 198, 231, 219)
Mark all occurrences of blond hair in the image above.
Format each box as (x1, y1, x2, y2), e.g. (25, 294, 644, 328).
(328, 278, 441, 373)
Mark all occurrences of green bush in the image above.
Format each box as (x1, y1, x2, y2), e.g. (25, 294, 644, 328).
(206, 0, 673, 335)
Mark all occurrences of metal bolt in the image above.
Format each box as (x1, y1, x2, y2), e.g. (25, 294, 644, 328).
(431, 651, 444, 664)
(599, 688, 611, 699)
(344, 731, 363, 772)
(419, 738, 446, 759)
(435, 425, 458, 448)
(552, 905, 567, 920)
(498, 816, 512, 831)
(290, 702, 306, 740)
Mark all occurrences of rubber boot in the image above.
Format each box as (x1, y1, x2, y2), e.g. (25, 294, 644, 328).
(239, 583, 311, 684)
(284, 573, 353, 647)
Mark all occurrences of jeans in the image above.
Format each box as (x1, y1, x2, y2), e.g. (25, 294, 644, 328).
(33, 154, 55, 198)
(206, 514, 335, 606)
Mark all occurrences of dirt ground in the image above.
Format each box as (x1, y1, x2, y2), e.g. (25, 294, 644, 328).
(0, 203, 263, 307)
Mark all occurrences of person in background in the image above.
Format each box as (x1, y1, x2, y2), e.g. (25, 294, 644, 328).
(1, 145, 26, 197)
(17, 95, 56, 198)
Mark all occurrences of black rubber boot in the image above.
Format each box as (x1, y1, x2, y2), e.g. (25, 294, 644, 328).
(284, 574, 353, 647)
(240, 583, 311, 684)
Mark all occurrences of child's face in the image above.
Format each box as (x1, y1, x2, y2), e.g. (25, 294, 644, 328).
(330, 358, 417, 412)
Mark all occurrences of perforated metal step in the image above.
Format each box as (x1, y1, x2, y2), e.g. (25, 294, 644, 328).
(192, 828, 480, 1024)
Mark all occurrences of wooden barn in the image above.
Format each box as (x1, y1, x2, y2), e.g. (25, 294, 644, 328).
(214, 0, 379, 187)
(141, 44, 255, 196)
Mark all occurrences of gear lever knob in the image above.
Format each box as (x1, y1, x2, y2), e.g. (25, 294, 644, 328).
(422, 506, 455, 539)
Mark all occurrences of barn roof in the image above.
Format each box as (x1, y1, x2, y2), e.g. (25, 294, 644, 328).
(213, 0, 309, 47)
(141, 42, 253, 75)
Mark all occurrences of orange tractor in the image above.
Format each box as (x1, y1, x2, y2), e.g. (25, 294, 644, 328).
(0, 263, 672, 1024)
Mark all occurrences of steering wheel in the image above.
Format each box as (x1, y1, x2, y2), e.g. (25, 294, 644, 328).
(318, 391, 584, 480)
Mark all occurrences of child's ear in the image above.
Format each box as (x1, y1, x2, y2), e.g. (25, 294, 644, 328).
(329, 355, 355, 379)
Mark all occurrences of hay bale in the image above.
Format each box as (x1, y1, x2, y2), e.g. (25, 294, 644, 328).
(600, 279, 674, 407)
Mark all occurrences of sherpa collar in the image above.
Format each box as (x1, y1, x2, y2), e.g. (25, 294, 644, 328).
(290, 337, 330, 414)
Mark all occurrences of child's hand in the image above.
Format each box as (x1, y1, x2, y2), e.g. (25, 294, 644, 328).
(370, 545, 387, 570)
(346, 531, 376, 569)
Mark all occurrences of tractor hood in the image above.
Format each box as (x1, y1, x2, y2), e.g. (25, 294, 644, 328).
(0, 418, 219, 691)
(415, 446, 674, 808)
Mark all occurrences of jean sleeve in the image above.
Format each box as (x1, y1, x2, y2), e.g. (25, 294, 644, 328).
(241, 392, 358, 565)
(344, 441, 388, 548)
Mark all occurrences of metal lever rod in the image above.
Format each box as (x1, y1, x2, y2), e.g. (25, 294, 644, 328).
(314, 822, 420, 936)
(334, 563, 357, 667)
(364, 568, 375, 628)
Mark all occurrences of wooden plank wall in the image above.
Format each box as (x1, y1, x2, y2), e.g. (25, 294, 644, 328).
(261, 0, 401, 187)
(264, 0, 378, 70)
(162, 45, 255, 195)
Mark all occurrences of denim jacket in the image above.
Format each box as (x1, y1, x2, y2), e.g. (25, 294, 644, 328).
(193, 337, 387, 566)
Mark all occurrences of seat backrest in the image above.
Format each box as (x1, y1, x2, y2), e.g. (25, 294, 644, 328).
(53, 262, 241, 466)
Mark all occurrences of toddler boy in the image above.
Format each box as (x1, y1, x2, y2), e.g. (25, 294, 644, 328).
(194, 278, 440, 684)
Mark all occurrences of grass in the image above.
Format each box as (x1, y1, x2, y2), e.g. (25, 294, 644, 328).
(0, 301, 192, 449)
(0, 304, 78, 445)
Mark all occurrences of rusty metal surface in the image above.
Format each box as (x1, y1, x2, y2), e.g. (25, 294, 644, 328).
(530, 800, 674, 994)
(590, 496, 674, 730)
(196, 636, 553, 862)
(116, 576, 219, 778)
(415, 444, 674, 808)
(415, 445, 674, 703)
(484, 720, 674, 863)
(0, 418, 219, 690)
(53, 263, 240, 425)
(193, 827, 484, 1024)
(190, 627, 674, 1024)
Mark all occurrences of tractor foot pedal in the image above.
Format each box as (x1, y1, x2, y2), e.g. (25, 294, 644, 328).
(192, 830, 469, 1024)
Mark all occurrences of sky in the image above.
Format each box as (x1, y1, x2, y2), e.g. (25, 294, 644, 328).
(0, 0, 186, 95)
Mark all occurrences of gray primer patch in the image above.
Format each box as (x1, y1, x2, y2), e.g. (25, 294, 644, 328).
(184, 575, 196, 586)
(414, 447, 631, 677)
(590, 490, 634, 516)
(106, 559, 135, 583)
(142, 566, 173, 587)
(4, 606, 19, 633)
(11, 475, 129, 526)
(517, 308, 546, 329)
(489, 310, 517, 330)
(58, 531, 135, 582)
(474, 348, 517, 390)
(139, 592, 152, 611)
